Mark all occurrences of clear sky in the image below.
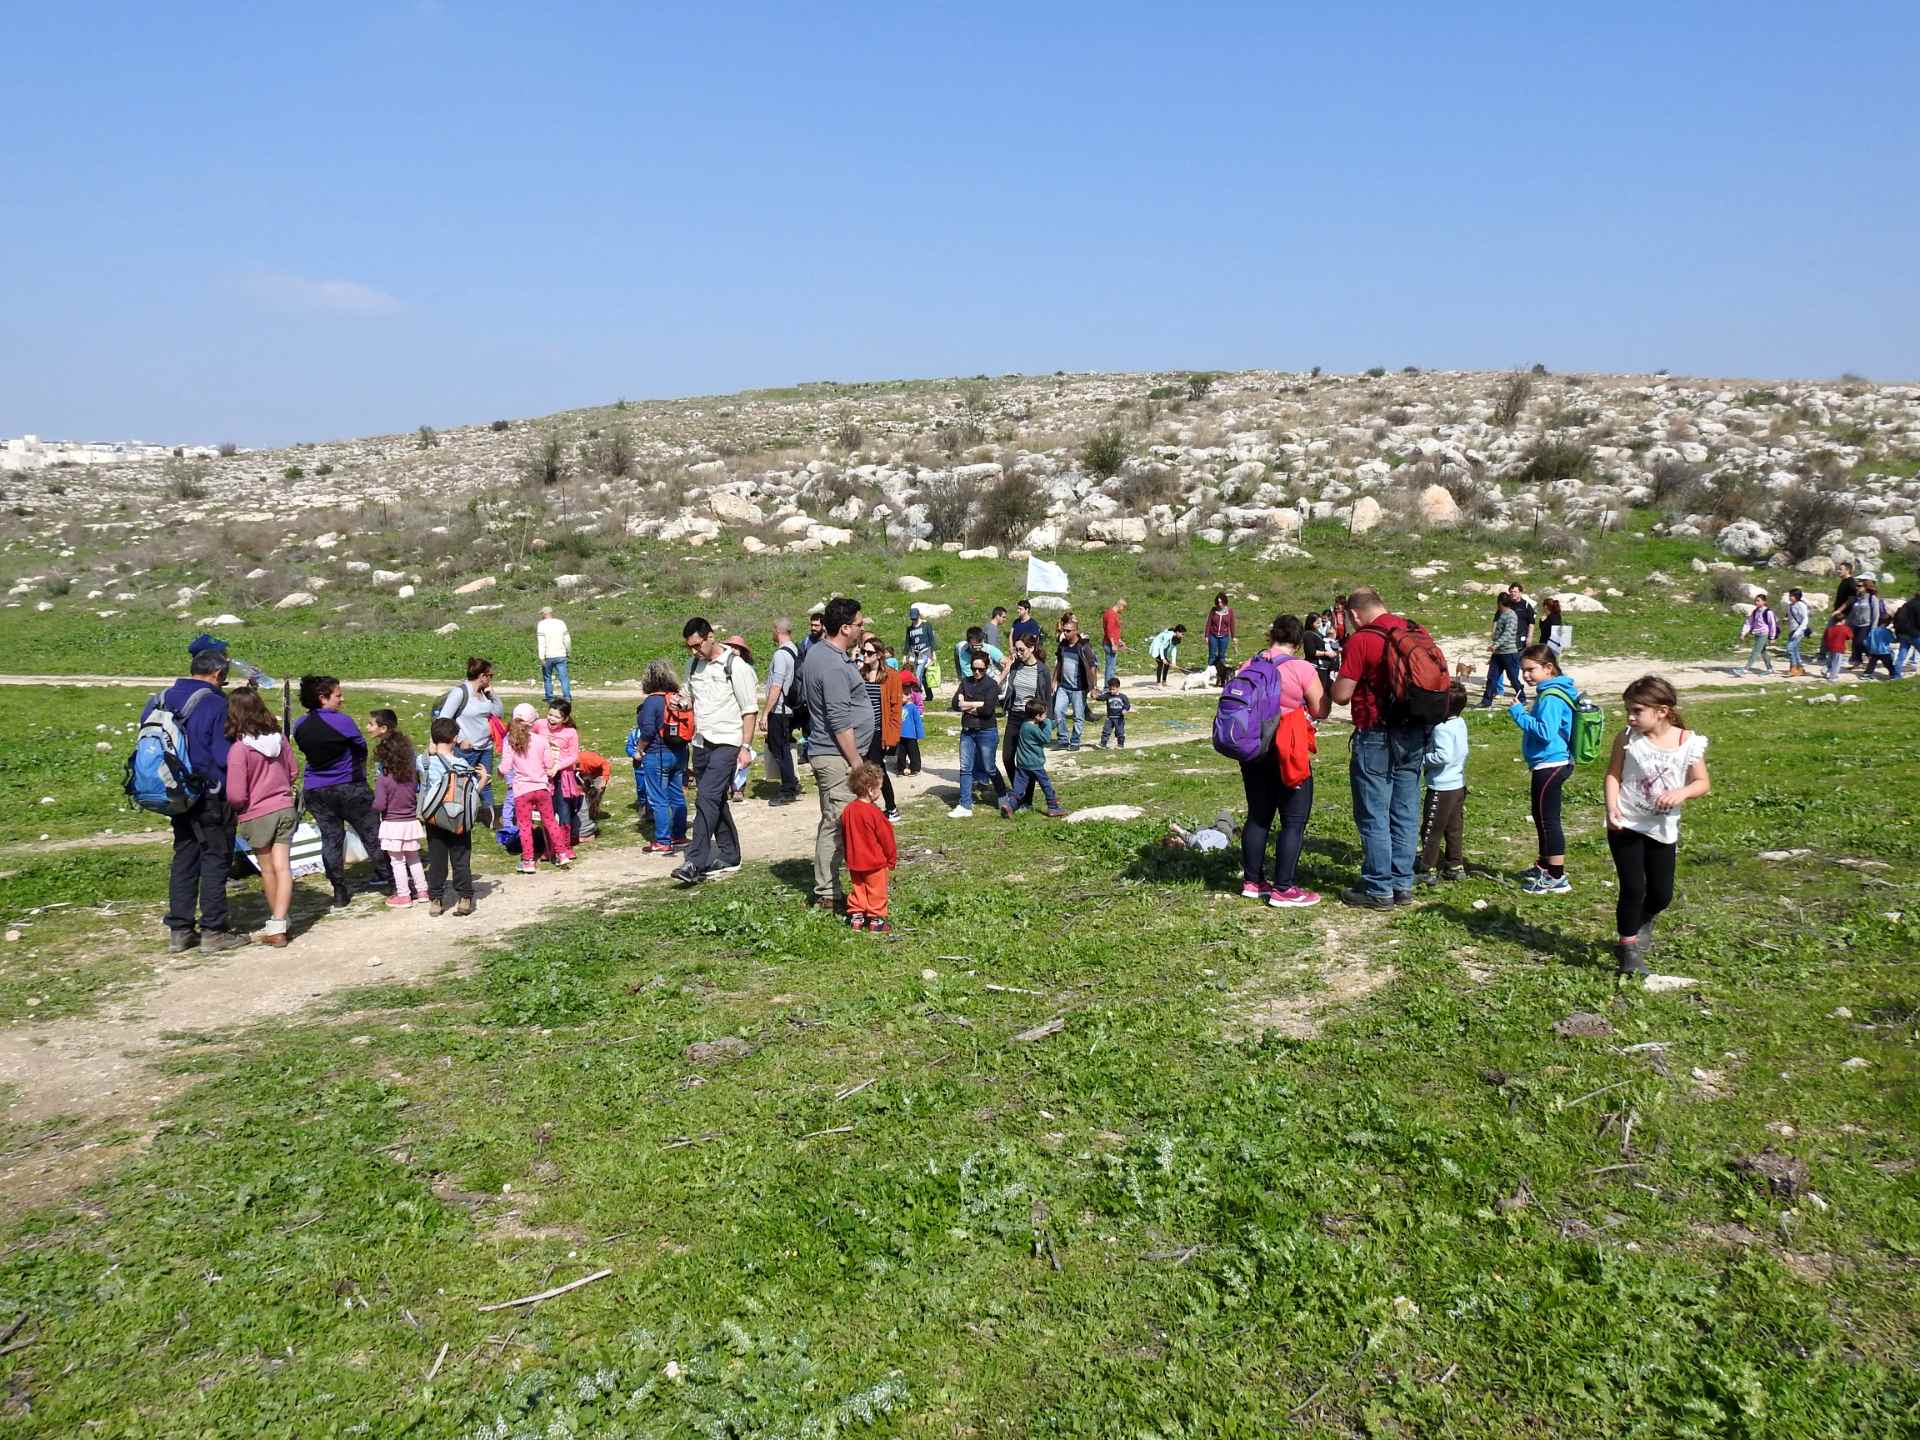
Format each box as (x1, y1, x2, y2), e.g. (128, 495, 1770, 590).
(4, 1, 1916, 446)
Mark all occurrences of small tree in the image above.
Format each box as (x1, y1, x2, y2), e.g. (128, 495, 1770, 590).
(217, 442, 238, 458)
(593, 425, 636, 478)
(969, 471, 1047, 547)
(1186, 372, 1216, 401)
(1774, 483, 1855, 562)
(416, 425, 439, 450)
(1492, 370, 1534, 427)
(489, 419, 511, 433)
(917, 476, 971, 543)
(1364, 366, 1387, 379)
(521, 430, 566, 488)
(1082, 428, 1127, 478)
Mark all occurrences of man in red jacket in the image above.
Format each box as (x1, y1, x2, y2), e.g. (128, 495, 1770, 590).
(1101, 600, 1128, 686)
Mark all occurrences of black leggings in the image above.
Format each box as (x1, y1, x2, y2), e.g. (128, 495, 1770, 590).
(1607, 827, 1676, 938)
(1529, 763, 1571, 862)
(1240, 762, 1314, 890)
(863, 737, 897, 811)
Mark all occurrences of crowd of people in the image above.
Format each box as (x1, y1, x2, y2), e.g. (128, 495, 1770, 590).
(1731, 563, 1920, 681)
(137, 572, 1739, 976)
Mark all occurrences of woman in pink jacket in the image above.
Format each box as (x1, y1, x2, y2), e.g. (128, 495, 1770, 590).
(224, 686, 298, 945)
(545, 699, 585, 846)
(501, 703, 573, 873)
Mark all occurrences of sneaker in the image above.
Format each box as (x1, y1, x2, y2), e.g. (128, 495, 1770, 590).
(166, 929, 200, 953)
(1046, 808, 1067, 819)
(1267, 886, 1321, 908)
(517, 861, 538, 875)
(886, 809, 902, 822)
(385, 894, 413, 909)
(453, 897, 474, 917)
(1614, 941, 1647, 977)
(200, 929, 248, 954)
(670, 864, 701, 885)
(429, 899, 447, 917)
(706, 864, 742, 879)
(869, 918, 891, 935)
(1394, 891, 1414, 906)
(1523, 871, 1572, 894)
(1240, 880, 1272, 901)
(1339, 887, 1395, 910)
(643, 841, 675, 855)
(556, 855, 573, 868)
(251, 928, 289, 947)
(1441, 867, 1466, 882)
(849, 913, 867, 931)
(949, 805, 974, 818)
(1414, 869, 1438, 887)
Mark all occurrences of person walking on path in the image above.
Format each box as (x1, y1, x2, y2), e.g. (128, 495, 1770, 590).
(950, 650, 1007, 816)
(1537, 597, 1565, 651)
(799, 596, 873, 911)
(1009, 599, 1043, 650)
(295, 674, 394, 907)
(1829, 561, 1860, 667)
(1052, 615, 1099, 749)
(1848, 577, 1890, 674)
(630, 661, 689, 852)
(1000, 698, 1066, 818)
(858, 638, 905, 819)
(1100, 599, 1129, 686)
(372, 726, 429, 906)
(673, 617, 757, 884)
(1740, 593, 1779, 673)
(147, 648, 245, 952)
(1507, 644, 1580, 895)
(434, 658, 503, 824)
(1478, 594, 1525, 707)
(759, 618, 805, 805)
(1205, 593, 1237, 686)
(1892, 590, 1920, 679)
(1604, 675, 1710, 978)
(840, 763, 899, 933)
(903, 605, 937, 687)
(1330, 588, 1426, 908)
(1784, 589, 1811, 676)
(999, 633, 1054, 795)
(223, 683, 297, 947)
(1507, 584, 1536, 650)
(536, 606, 573, 702)
(983, 606, 1008, 653)
(1236, 615, 1328, 908)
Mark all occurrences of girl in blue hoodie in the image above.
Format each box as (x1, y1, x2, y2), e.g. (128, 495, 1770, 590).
(1508, 644, 1579, 894)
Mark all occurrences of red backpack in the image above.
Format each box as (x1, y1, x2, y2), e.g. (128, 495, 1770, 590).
(658, 695, 696, 744)
(1361, 619, 1451, 726)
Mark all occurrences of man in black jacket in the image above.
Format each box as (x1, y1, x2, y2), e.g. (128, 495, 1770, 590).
(1051, 616, 1099, 750)
(1507, 583, 1536, 646)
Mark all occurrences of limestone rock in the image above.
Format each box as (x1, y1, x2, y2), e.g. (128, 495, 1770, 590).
(897, 575, 935, 593)
(1350, 496, 1384, 534)
(453, 576, 497, 595)
(274, 591, 318, 610)
(1418, 484, 1462, 528)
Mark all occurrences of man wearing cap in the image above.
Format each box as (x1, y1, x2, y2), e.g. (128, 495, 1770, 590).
(536, 606, 573, 703)
(146, 647, 246, 953)
(674, 617, 757, 884)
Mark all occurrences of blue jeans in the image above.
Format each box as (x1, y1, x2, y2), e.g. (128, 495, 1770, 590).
(1895, 639, 1918, 678)
(1207, 634, 1229, 668)
(1103, 643, 1120, 686)
(1785, 635, 1805, 669)
(455, 743, 497, 822)
(1349, 726, 1425, 899)
(642, 744, 687, 842)
(1010, 767, 1058, 811)
(956, 726, 1004, 809)
(1052, 687, 1088, 745)
(1480, 653, 1522, 706)
(1744, 634, 1772, 671)
(542, 657, 571, 701)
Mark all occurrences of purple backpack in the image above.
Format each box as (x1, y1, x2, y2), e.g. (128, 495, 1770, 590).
(1212, 655, 1285, 764)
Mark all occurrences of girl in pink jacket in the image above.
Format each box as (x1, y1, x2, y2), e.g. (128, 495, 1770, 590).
(545, 700, 585, 846)
(501, 703, 573, 872)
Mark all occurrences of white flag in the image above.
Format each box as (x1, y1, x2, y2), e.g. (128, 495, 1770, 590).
(1026, 555, 1070, 595)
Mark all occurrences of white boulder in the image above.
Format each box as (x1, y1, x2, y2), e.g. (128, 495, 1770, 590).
(274, 591, 318, 610)
(453, 576, 497, 595)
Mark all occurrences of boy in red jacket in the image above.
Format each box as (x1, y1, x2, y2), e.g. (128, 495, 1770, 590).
(840, 763, 898, 933)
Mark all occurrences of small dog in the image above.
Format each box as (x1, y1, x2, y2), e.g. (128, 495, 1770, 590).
(1453, 660, 1477, 680)
(1179, 669, 1218, 693)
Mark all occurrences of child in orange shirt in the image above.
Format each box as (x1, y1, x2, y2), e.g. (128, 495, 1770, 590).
(840, 762, 899, 934)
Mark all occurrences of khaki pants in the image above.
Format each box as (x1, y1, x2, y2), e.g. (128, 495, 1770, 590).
(809, 749, 855, 902)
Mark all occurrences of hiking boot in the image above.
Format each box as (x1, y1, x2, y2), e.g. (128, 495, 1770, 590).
(1614, 941, 1647, 977)
(1414, 869, 1438, 887)
(252, 928, 289, 947)
(1240, 880, 1272, 901)
(166, 928, 199, 953)
(200, 929, 247, 954)
(330, 882, 353, 909)
(453, 897, 475, 917)
(1340, 888, 1395, 910)
(1267, 886, 1320, 908)
(1441, 867, 1467, 882)
(1394, 891, 1415, 906)
(429, 898, 447, 917)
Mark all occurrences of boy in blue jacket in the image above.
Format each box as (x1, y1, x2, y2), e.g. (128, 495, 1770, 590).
(1416, 681, 1470, 883)
(1507, 644, 1579, 894)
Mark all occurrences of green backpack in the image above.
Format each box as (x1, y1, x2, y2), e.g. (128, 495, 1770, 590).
(1571, 692, 1605, 765)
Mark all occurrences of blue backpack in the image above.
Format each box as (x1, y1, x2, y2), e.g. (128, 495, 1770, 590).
(125, 688, 217, 815)
(1212, 655, 1285, 764)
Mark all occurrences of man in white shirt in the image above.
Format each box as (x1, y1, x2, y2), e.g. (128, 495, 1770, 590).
(673, 616, 758, 884)
(536, 606, 573, 702)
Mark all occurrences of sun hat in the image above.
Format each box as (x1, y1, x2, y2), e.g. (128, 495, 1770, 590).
(723, 634, 754, 666)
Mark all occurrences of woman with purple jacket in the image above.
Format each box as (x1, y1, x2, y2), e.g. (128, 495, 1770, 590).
(293, 674, 393, 907)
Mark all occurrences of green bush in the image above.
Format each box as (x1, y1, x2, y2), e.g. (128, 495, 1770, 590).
(1515, 438, 1591, 484)
(521, 430, 566, 488)
(1082, 428, 1127, 478)
(415, 425, 438, 450)
(282, 465, 304, 481)
(969, 471, 1047, 548)
(1364, 366, 1387, 379)
(489, 419, 510, 433)
(1186, 372, 1216, 400)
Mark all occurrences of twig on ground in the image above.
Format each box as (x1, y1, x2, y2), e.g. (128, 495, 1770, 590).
(1620, 1109, 1637, 1157)
(661, 1132, 723, 1150)
(1588, 1162, 1646, 1176)
(0, 1315, 26, 1346)
(424, 1342, 448, 1382)
(1013, 1016, 1066, 1043)
(799, 1125, 856, 1141)
(834, 1078, 876, 1102)
(476, 1267, 612, 1313)
(1563, 1079, 1631, 1110)
(985, 984, 1043, 995)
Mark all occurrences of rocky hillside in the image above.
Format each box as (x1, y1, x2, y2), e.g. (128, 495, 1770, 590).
(3, 368, 1915, 618)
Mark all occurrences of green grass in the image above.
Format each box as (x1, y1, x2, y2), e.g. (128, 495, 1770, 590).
(0, 522, 1882, 685)
(1, 684, 1916, 1433)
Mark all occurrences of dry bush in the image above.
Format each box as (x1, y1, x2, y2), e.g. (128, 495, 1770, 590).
(1515, 439, 1591, 484)
(1649, 458, 1704, 510)
(1118, 463, 1184, 512)
(1706, 476, 1766, 526)
(1773, 483, 1854, 563)
(968, 472, 1047, 548)
(1492, 371, 1534, 426)
(1082, 428, 1128, 478)
(1701, 570, 1752, 605)
(165, 459, 208, 500)
(917, 476, 972, 543)
(834, 419, 863, 452)
(936, 419, 985, 458)
(521, 431, 567, 488)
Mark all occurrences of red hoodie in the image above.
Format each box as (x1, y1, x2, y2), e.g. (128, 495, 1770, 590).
(840, 797, 897, 872)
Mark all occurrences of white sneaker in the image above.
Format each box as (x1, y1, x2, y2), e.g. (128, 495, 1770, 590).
(949, 805, 973, 818)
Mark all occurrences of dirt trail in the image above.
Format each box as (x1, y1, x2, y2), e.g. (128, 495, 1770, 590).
(0, 725, 1220, 1204)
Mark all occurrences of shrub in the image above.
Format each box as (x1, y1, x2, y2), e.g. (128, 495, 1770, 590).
(217, 442, 238, 458)
(614, 397, 628, 411)
(166, 459, 208, 499)
(1082, 428, 1127, 478)
(521, 430, 566, 488)
(1492, 370, 1534, 427)
(1384, 406, 1413, 426)
(1402, 365, 1421, 374)
(1515, 438, 1590, 484)
(1309, 365, 1322, 378)
(1118, 463, 1184, 512)
(1530, 362, 1550, 375)
(1702, 570, 1752, 605)
(917, 476, 971, 543)
(43, 577, 71, 596)
(1774, 483, 1854, 562)
(969, 472, 1047, 548)
(592, 425, 636, 478)
(315, 461, 334, 477)
(416, 425, 438, 450)
(1364, 366, 1387, 379)
(1147, 385, 1178, 401)
(283, 465, 304, 481)
(490, 419, 511, 433)
(937, 420, 985, 458)
(835, 420, 863, 452)
(1649, 458, 1704, 509)
(1186, 372, 1216, 401)
(1706, 476, 1765, 525)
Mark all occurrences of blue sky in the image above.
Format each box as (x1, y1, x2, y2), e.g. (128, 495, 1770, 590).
(3, 1, 1916, 446)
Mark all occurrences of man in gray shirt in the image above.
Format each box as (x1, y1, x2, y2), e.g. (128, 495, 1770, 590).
(797, 595, 872, 910)
(758, 617, 803, 804)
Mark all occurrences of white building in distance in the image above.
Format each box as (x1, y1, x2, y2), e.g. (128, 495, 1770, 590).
(1, 435, 218, 472)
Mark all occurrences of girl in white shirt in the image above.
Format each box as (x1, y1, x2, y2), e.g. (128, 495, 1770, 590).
(1604, 675, 1711, 979)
